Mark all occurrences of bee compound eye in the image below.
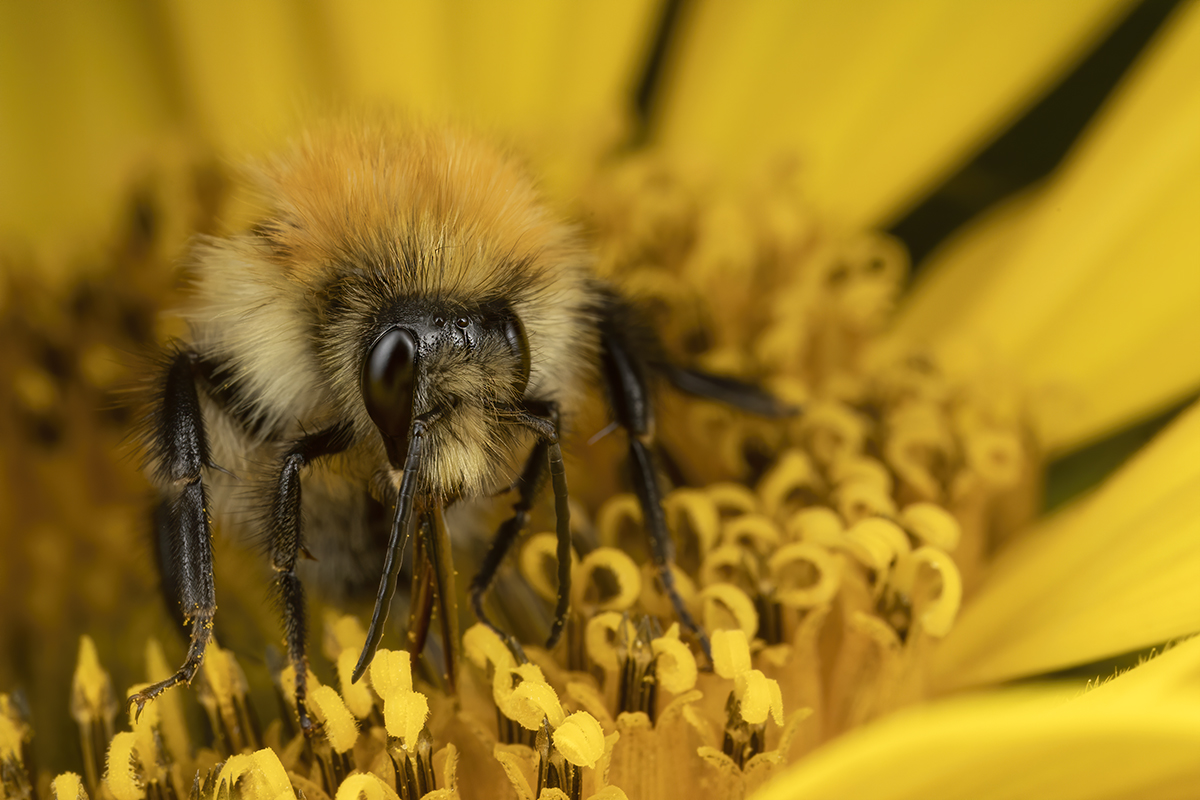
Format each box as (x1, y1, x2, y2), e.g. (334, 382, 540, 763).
(361, 327, 416, 439)
(502, 312, 532, 395)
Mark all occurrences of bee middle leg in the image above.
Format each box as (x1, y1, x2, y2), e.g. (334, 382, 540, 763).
(265, 423, 353, 731)
(598, 323, 712, 658)
(471, 401, 572, 651)
(470, 437, 550, 647)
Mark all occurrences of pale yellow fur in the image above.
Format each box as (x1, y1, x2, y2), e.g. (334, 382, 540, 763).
(182, 117, 599, 521)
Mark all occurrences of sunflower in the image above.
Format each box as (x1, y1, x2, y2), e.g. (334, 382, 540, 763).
(1, 2, 1198, 799)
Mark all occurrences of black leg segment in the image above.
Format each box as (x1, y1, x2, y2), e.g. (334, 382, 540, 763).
(129, 349, 217, 717)
(265, 422, 354, 731)
(512, 403, 572, 648)
(469, 437, 550, 642)
(596, 307, 713, 657)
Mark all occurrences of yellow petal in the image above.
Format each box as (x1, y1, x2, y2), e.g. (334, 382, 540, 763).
(896, 3, 1200, 451)
(1078, 635, 1200, 705)
(935, 400, 1200, 689)
(317, 0, 656, 144)
(751, 688, 1200, 800)
(155, 1, 318, 153)
(656, 0, 1132, 227)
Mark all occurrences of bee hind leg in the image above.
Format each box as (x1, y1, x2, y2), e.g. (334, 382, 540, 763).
(659, 364, 799, 418)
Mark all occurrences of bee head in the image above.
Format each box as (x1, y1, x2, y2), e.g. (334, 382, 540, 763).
(360, 301, 531, 469)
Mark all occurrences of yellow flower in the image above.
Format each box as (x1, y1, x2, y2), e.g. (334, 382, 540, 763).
(2, 2, 1199, 799)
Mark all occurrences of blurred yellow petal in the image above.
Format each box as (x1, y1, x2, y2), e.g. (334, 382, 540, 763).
(1078, 635, 1200, 705)
(895, 2, 1200, 451)
(934, 400, 1200, 690)
(316, 0, 658, 181)
(158, 0, 324, 152)
(751, 687, 1200, 800)
(0, 3, 173, 264)
(657, 0, 1132, 227)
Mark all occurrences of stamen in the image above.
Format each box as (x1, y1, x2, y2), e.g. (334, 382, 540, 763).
(756, 449, 819, 519)
(783, 506, 844, 546)
(71, 637, 116, 794)
(720, 514, 781, 557)
(210, 749, 294, 800)
(664, 488, 722, 571)
(198, 643, 259, 754)
(552, 712, 605, 769)
(651, 624, 699, 695)
(891, 547, 963, 638)
(572, 548, 642, 613)
(369, 650, 428, 749)
(700, 584, 760, 640)
(900, 502, 962, 552)
(520, 532, 579, 603)
(614, 617, 660, 719)
(51, 772, 86, 800)
(839, 518, 911, 575)
(769, 542, 841, 608)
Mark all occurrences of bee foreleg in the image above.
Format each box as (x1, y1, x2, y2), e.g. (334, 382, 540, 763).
(265, 423, 354, 732)
(129, 349, 217, 718)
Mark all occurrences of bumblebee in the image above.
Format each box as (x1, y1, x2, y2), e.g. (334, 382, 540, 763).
(130, 120, 788, 727)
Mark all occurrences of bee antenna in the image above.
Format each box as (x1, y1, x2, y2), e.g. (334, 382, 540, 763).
(352, 412, 437, 683)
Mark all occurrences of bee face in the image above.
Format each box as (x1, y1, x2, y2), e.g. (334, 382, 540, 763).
(356, 297, 532, 477)
(185, 122, 598, 495)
